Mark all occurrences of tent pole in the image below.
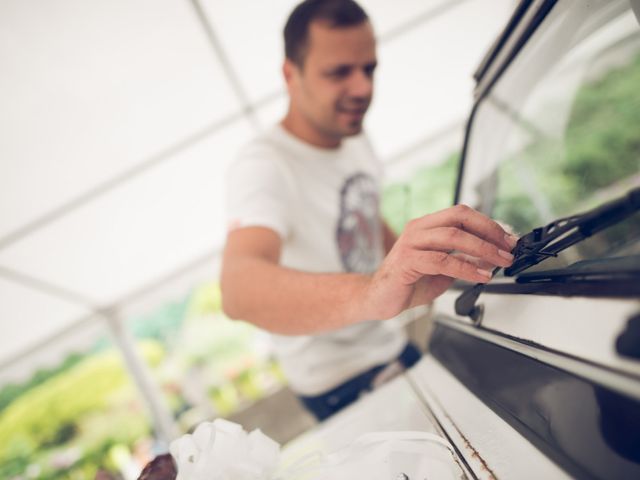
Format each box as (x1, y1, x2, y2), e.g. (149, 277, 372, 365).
(103, 311, 179, 447)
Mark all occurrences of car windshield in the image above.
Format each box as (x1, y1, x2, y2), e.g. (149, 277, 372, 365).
(459, 0, 640, 275)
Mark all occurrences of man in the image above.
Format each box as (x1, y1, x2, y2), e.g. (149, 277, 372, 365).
(221, 0, 516, 420)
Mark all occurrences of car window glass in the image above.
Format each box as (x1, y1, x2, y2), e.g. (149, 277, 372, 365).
(460, 0, 640, 274)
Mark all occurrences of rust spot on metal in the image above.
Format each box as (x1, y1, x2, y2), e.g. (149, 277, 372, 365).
(443, 411, 498, 480)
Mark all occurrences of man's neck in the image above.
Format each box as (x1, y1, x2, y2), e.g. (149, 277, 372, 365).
(281, 112, 342, 149)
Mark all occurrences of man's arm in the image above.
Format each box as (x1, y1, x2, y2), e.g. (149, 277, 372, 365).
(221, 226, 370, 334)
(221, 204, 517, 335)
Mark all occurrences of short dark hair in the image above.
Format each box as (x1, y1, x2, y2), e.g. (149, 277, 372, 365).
(284, 0, 369, 67)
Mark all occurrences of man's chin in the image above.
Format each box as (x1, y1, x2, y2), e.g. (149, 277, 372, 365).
(342, 121, 364, 136)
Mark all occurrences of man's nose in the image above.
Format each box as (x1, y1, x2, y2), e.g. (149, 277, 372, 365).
(348, 69, 373, 98)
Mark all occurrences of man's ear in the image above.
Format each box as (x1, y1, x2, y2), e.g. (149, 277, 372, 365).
(282, 59, 298, 88)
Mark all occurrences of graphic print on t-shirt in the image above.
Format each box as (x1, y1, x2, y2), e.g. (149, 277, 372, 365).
(336, 172, 381, 273)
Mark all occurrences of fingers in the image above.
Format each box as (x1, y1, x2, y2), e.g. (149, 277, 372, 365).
(390, 205, 520, 288)
(413, 251, 494, 283)
(409, 204, 518, 252)
(397, 205, 518, 284)
(409, 227, 514, 268)
(452, 252, 495, 271)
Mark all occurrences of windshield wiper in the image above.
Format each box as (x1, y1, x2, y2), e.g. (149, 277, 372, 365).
(516, 255, 640, 283)
(455, 186, 640, 322)
(504, 187, 640, 276)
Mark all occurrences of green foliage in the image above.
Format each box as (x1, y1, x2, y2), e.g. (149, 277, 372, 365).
(563, 53, 640, 196)
(160, 283, 261, 370)
(0, 353, 124, 459)
(130, 298, 188, 342)
(0, 280, 267, 478)
(494, 52, 640, 232)
(382, 183, 411, 233)
(382, 152, 459, 233)
(187, 282, 223, 317)
(0, 342, 162, 479)
(0, 352, 86, 414)
(128, 282, 222, 347)
(210, 383, 240, 416)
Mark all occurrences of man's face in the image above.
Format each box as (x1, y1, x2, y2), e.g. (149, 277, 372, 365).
(285, 20, 377, 147)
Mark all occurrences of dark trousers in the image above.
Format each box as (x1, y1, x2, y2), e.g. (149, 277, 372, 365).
(298, 343, 422, 421)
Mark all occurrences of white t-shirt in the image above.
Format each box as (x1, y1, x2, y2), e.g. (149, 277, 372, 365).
(226, 124, 406, 396)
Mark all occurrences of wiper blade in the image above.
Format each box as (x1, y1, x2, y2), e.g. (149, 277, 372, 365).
(455, 187, 640, 322)
(516, 255, 640, 283)
(505, 187, 640, 276)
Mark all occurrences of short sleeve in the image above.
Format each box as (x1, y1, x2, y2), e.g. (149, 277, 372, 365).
(225, 147, 293, 239)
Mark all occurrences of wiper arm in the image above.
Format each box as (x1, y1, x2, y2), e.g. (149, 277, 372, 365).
(455, 187, 640, 322)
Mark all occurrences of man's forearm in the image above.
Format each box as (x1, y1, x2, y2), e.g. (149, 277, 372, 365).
(221, 255, 372, 334)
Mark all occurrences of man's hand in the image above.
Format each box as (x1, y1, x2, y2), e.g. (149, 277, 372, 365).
(358, 204, 517, 321)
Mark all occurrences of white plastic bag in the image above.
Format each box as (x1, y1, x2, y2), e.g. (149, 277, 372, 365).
(170, 420, 459, 480)
(275, 431, 459, 480)
(169, 419, 280, 480)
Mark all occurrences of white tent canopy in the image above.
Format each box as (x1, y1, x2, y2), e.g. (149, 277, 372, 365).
(0, 0, 516, 379)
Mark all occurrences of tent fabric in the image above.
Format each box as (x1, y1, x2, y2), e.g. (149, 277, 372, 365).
(0, 0, 516, 373)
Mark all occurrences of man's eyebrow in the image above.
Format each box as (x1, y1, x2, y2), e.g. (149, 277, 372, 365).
(323, 64, 352, 74)
(323, 61, 377, 74)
